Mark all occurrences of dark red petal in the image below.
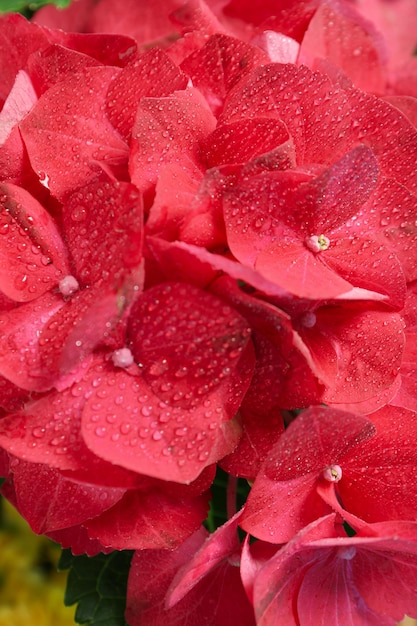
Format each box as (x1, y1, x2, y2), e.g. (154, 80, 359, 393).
(9, 459, 125, 533)
(62, 180, 143, 288)
(47, 524, 112, 557)
(85, 488, 209, 550)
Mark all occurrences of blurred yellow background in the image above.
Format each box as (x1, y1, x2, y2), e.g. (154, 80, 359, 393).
(0, 497, 76, 626)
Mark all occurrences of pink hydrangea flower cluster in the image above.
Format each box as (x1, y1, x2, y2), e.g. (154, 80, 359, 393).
(1, 0, 417, 623)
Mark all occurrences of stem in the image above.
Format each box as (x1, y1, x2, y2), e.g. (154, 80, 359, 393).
(226, 475, 237, 520)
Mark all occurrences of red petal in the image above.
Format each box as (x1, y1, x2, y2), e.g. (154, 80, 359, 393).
(180, 34, 268, 115)
(0, 182, 68, 302)
(126, 525, 255, 626)
(313, 304, 405, 404)
(129, 88, 216, 194)
(81, 367, 242, 484)
(106, 48, 187, 142)
(0, 292, 65, 391)
(339, 405, 417, 523)
(201, 117, 291, 167)
(47, 524, 112, 557)
(167, 510, 243, 607)
(85, 488, 209, 550)
(127, 282, 253, 419)
(9, 459, 125, 533)
(241, 407, 375, 542)
(20, 67, 128, 201)
(62, 180, 143, 288)
(0, 14, 48, 104)
(0, 378, 143, 489)
(27, 44, 101, 94)
(87, 0, 181, 46)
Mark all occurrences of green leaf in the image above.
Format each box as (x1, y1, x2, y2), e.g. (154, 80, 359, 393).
(58, 549, 134, 626)
(0, 0, 71, 14)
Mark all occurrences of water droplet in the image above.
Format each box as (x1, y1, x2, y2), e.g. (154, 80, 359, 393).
(32, 427, 46, 439)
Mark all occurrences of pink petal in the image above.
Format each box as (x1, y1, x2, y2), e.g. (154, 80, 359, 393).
(0, 70, 37, 144)
(298, 2, 387, 93)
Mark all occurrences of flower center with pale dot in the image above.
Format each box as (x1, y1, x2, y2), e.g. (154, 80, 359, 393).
(112, 347, 134, 368)
(58, 275, 79, 297)
(322, 464, 342, 482)
(305, 234, 330, 252)
(337, 546, 357, 560)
